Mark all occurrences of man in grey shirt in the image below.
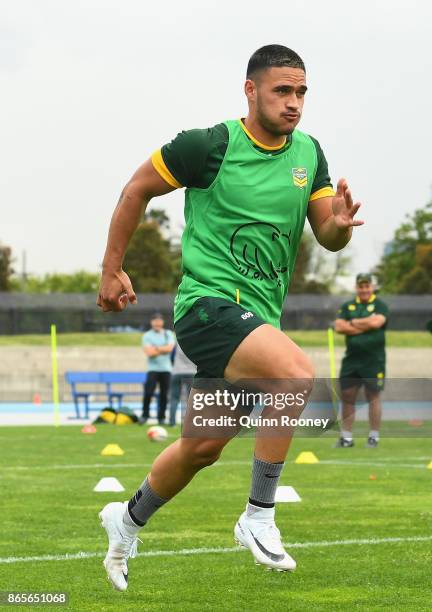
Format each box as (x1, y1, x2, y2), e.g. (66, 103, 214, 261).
(168, 344, 196, 426)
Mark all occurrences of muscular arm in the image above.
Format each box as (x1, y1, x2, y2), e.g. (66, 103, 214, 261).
(308, 179, 363, 252)
(308, 199, 352, 251)
(351, 314, 386, 331)
(97, 159, 177, 312)
(334, 319, 363, 336)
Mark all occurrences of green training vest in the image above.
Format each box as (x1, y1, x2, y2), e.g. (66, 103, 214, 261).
(174, 119, 318, 327)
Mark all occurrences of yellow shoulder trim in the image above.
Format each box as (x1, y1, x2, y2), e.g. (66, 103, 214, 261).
(368, 293, 376, 303)
(309, 186, 336, 202)
(238, 119, 286, 151)
(151, 150, 182, 189)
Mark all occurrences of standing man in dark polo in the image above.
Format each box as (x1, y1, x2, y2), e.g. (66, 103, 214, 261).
(334, 273, 389, 448)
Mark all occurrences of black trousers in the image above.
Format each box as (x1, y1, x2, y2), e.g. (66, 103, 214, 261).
(142, 371, 171, 421)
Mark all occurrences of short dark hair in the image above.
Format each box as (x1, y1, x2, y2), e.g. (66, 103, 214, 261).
(247, 45, 305, 79)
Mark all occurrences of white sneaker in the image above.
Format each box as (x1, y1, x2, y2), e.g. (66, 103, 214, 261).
(234, 505, 296, 571)
(99, 501, 141, 591)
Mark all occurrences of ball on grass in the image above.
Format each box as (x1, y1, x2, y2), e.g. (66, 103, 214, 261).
(147, 425, 168, 442)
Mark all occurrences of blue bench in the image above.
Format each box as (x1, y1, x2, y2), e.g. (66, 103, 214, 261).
(65, 371, 148, 418)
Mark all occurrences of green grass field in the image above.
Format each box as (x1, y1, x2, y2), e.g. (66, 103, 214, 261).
(0, 330, 430, 347)
(1, 426, 432, 610)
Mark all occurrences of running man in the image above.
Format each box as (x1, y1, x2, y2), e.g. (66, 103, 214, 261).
(334, 273, 389, 448)
(97, 44, 363, 590)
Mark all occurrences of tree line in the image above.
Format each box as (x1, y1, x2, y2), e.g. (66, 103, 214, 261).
(1, 201, 431, 294)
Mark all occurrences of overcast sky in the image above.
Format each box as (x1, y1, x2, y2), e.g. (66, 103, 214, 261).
(1, 0, 431, 285)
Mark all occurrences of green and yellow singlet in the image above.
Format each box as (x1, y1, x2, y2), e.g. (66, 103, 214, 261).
(152, 119, 335, 328)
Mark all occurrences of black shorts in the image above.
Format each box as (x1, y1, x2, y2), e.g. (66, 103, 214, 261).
(174, 296, 266, 381)
(340, 358, 386, 393)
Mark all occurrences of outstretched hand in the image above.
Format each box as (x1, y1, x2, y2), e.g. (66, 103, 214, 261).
(332, 178, 364, 228)
(96, 269, 137, 312)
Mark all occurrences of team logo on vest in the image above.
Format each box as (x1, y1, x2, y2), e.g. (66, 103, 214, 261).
(292, 167, 308, 189)
(230, 221, 291, 287)
(367, 304, 375, 312)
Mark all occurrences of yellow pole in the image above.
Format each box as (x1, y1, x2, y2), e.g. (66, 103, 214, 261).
(51, 324, 60, 427)
(327, 327, 336, 379)
(236, 289, 240, 304)
(327, 327, 338, 422)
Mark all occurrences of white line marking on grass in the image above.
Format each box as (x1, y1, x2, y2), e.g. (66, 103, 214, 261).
(0, 463, 154, 471)
(320, 460, 428, 469)
(0, 461, 252, 472)
(1, 459, 429, 472)
(1, 535, 432, 565)
(347, 456, 432, 462)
